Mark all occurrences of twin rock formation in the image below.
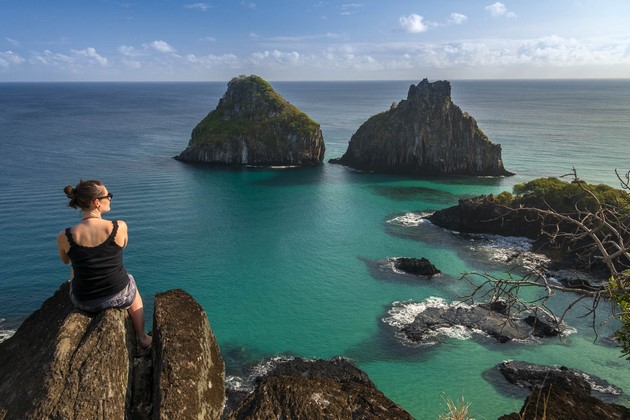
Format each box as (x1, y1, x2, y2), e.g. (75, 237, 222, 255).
(177, 75, 512, 177)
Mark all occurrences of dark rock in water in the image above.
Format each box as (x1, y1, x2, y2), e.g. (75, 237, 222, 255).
(330, 78, 513, 177)
(0, 283, 225, 419)
(152, 289, 225, 419)
(225, 357, 413, 419)
(394, 257, 441, 277)
(176, 75, 325, 166)
(427, 195, 613, 290)
(399, 300, 562, 344)
(427, 195, 540, 239)
(497, 360, 622, 397)
(499, 362, 630, 420)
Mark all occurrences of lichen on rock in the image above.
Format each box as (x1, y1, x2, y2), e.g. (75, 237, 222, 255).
(176, 75, 325, 166)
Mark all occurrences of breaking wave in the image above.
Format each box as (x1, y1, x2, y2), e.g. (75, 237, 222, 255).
(225, 355, 299, 392)
(466, 234, 550, 271)
(386, 212, 433, 227)
(0, 319, 15, 344)
(382, 298, 477, 346)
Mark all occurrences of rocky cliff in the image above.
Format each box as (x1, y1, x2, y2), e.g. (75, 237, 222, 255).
(176, 75, 325, 166)
(0, 282, 413, 419)
(0, 283, 225, 419)
(330, 78, 513, 177)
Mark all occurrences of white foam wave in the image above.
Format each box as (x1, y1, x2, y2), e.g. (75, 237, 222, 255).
(467, 234, 550, 271)
(386, 212, 433, 227)
(225, 375, 251, 392)
(0, 329, 15, 343)
(579, 372, 622, 395)
(249, 355, 297, 379)
(382, 297, 472, 329)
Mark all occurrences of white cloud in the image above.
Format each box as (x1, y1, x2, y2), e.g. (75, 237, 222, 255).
(185, 3, 212, 12)
(241, 1, 256, 9)
(6, 37, 21, 48)
(400, 14, 429, 33)
(200, 36, 217, 43)
(250, 49, 301, 65)
(0, 50, 25, 67)
(449, 13, 468, 25)
(340, 3, 362, 16)
(149, 40, 176, 54)
(122, 59, 142, 69)
(72, 47, 108, 65)
(184, 53, 240, 67)
(485, 2, 516, 18)
(118, 45, 142, 57)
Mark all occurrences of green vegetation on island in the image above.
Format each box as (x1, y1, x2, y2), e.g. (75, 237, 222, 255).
(190, 75, 320, 148)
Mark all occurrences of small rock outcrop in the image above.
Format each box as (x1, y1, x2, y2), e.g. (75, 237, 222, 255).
(0, 283, 225, 419)
(226, 357, 413, 419)
(393, 257, 441, 277)
(330, 78, 513, 177)
(399, 300, 562, 344)
(176, 75, 325, 166)
(497, 360, 622, 397)
(499, 383, 630, 420)
(427, 195, 541, 239)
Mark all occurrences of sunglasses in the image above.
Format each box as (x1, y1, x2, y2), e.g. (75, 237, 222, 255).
(96, 193, 113, 201)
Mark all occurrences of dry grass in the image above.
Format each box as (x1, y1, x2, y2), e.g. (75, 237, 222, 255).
(437, 394, 474, 420)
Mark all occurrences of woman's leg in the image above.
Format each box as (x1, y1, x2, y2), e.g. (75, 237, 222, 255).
(128, 291, 152, 349)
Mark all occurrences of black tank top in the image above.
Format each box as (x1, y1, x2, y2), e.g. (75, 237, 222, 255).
(65, 220, 130, 301)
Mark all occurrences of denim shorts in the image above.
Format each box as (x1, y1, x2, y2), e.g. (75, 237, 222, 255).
(70, 274, 138, 312)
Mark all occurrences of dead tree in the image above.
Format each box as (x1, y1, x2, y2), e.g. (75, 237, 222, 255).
(462, 169, 630, 358)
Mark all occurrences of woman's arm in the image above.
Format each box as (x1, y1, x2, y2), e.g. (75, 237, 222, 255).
(115, 220, 128, 248)
(56, 230, 71, 264)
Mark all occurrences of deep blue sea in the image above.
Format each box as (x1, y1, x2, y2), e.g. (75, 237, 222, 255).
(1, 80, 629, 418)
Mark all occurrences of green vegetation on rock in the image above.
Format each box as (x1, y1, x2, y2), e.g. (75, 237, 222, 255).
(190, 75, 320, 148)
(511, 176, 630, 213)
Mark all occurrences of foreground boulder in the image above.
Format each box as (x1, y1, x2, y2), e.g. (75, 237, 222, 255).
(176, 75, 325, 166)
(153, 289, 225, 419)
(226, 357, 413, 419)
(0, 282, 135, 419)
(0, 283, 225, 419)
(330, 78, 512, 177)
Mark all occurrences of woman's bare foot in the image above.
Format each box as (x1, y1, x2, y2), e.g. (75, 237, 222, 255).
(138, 334, 152, 349)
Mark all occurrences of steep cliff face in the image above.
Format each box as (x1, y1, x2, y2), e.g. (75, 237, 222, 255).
(330, 78, 513, 176)
(176, 75, 325, 166)
(0, 283, 225, 419)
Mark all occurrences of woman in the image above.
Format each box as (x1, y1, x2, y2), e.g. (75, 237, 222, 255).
(56, 179, 152, 349)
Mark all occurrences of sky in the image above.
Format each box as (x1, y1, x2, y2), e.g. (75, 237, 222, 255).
(1, 0, 629, 81)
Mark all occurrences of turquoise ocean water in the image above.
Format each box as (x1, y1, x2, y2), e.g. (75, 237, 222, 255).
(0, 80, 628, 418)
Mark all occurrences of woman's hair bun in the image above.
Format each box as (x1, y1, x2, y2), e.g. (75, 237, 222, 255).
(63, 185, 75, 198)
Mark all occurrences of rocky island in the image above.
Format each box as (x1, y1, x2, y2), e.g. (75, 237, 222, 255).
(330, 78, 513, 177)
(176, 75, 325, 166)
